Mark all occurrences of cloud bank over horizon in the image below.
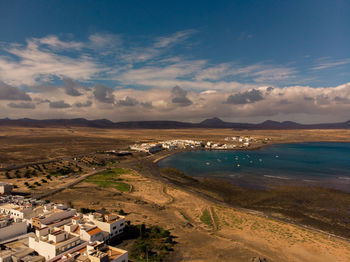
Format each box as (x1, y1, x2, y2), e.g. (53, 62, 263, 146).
(1, 32, 350, 124)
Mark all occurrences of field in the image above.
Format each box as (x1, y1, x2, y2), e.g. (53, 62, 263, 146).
(85, 168, 131, 192)
(45, 165, 350, 262)
(2, 126, 350, 166)
(1, 126, 350, 261)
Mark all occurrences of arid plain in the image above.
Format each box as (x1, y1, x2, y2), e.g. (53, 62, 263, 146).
(1, 126, 350, 261)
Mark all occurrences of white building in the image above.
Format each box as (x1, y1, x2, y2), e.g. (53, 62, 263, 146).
(65, 219, 106, 242)
(84, 213, 125, 240)
(87, 242, 128, 262)
(0, 203, 35, 221)
(31, 204, 76, 229)
(29, 227, 86, 260)
(54, 242, 128, 262)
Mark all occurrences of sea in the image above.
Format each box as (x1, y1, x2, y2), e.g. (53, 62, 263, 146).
(158, 142, 350, 192)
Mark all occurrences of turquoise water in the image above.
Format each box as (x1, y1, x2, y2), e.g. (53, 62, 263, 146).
(158, 142, 350, 191)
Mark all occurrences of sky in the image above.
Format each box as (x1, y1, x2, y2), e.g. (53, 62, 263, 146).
(0, 0, 349, 123)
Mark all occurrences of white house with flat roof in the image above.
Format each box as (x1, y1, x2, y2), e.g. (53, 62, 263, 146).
(29, 227, 86, 260)
(31, 204, 76, 229)
(84, 213, 125, 240)
(87, 242, 128, 262)
(64, 220, 106, 242)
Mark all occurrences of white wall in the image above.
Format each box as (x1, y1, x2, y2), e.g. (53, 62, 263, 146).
(29, 236, 57, 260)
(93, 217, 125, 238)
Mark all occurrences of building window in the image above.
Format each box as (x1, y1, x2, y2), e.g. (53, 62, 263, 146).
(120, 223, 124, 227)
(113, 226, 116, 230)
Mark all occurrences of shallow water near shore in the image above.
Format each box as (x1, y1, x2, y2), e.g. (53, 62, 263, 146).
(158, 142, 350, 192)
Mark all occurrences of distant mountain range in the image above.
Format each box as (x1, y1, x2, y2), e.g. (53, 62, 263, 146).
(1, 117, 350, 129)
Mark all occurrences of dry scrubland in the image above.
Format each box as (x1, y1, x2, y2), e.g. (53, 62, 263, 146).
(2, 126, 350, 165)
(1, 126, 350, 261)
(45, 167, 350, 262)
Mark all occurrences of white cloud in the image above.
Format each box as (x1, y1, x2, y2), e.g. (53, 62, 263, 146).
(1, 32, 350, 123)
(34, 35, 83, 50)
(154, 30, 196, 48)
(0, 37, 104, 86)
(312, 58, 350, 70)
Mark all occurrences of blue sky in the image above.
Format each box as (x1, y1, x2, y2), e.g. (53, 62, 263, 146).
(0, 0, 349, 122)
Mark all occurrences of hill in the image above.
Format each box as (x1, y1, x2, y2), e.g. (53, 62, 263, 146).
(1, 117, 350, 129)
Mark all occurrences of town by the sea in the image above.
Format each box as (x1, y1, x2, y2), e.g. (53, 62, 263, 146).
(158, 142, 350, 192)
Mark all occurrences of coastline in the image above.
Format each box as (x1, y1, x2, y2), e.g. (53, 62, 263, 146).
(143, 143, 350, 240)
(125, 152, 350, 241)
(156, 141, 350, 193)
(154, 140, 350, 164)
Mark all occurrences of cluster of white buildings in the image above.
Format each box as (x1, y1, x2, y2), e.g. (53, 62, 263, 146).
(205, 142, 239, 150)
(0, 189, 128, 262)
(224, 136, 255, 143)
(160, 139, 202, 149)
(129, 143, 163, 153)
(129, 136, 270, 153)
(130, 139, 203, 153)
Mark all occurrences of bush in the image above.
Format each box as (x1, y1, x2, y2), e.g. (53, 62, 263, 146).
(5, 171, 11, 179)
(24, 170, 31, 178)
(118, 209, 127, 215)
(128, 224, 176, 262)
(80, 207, 96, 214)
(41, 179, 47, 183)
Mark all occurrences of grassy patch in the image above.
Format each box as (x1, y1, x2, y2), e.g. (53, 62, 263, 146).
(200, 209, 213, 227)
(85, 168, 130, 192)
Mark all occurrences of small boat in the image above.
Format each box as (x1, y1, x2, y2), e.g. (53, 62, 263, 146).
(206, 162, 210, 165)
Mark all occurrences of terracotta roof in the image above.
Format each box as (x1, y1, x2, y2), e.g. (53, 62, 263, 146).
(87, 227, 102, 236)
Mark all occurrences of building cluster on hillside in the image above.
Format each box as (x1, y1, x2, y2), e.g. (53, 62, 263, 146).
(0, 184, 128, 262)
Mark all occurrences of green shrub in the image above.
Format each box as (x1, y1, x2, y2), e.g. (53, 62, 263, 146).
(200, 209, 213, 227)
